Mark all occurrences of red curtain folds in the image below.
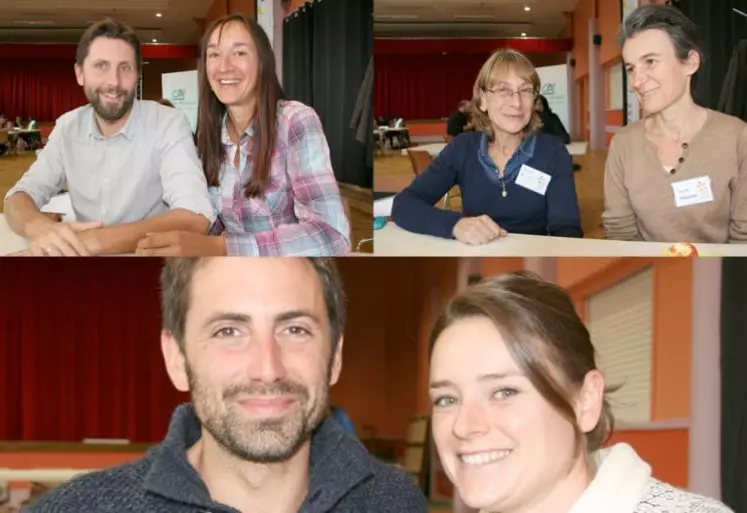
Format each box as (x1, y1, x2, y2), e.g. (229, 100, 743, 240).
(0, 60, 88, 122)
(0, 258, 187, 442)
(374, 54, 489, 120)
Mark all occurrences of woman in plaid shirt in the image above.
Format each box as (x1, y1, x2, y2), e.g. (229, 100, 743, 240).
(137, 14, 351, 256)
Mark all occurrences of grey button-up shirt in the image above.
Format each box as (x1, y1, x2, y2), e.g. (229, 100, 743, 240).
(4, 100, 216, 226)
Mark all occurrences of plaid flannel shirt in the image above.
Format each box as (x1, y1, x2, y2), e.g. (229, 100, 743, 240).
(208, 100, 351, 256)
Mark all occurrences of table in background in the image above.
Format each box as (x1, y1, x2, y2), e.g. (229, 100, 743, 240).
(373, 223, 745, 257)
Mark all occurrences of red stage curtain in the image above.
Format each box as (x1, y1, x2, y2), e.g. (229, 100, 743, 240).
(0, 258, 187, 442)
(0, 60, 88, 122)
(374, 54, 489, 120)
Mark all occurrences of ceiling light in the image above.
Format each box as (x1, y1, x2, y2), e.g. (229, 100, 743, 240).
(156, 13, 162, 18)
(524, 6, 531, 11)
(152, 38, 158, 42)
(521, 32, 527, 37)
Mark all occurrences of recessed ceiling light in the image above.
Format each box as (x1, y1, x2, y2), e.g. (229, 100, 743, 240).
(524, 6, 531, 11)
(155, 13, 162, 18)
(521, 32, 527, 37)
(152, 38, 158, 42)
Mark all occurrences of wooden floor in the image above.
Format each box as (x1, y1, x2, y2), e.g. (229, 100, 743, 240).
(0, 154, 373, 253)
(373, 148, 608, 239)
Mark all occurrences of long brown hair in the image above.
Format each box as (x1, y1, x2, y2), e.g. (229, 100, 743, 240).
(197, 14, 285, 198)
(429, 271, 618, 454)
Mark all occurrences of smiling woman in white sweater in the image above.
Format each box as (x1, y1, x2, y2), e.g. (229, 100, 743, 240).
(427, 272, 732, 513)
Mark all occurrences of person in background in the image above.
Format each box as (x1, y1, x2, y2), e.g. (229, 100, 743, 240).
(13, 116, 23, 129)
(429, 272, 733, 513)
(26, 258, 427, 512)
(604, 4, 747, 243)
(3, 19, 214, 256)
(136, 14, 350, 257)
(538, 95, 570, 144)
(392, 49, 582, 245)
(445, 100, 473, 141)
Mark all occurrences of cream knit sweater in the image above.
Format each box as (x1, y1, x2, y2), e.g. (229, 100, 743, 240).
(478, 443, 732, 513)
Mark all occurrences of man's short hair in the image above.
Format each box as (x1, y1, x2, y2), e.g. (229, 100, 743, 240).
(160, 258, 346, 351)
(76, 18, 142, 71)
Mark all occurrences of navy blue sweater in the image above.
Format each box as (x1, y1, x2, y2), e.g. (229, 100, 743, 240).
(392, 131, 583, 238)
(26, 404, 427, 513)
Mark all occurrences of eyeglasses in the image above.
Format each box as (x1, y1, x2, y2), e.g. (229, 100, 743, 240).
(484, 86, 537, 101)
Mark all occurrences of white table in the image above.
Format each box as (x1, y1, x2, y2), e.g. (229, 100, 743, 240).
(410, 140, 589, 157)
(0, 214, 370, 257)
(373, 223, 747, 257)
(1, 214, 29, 255)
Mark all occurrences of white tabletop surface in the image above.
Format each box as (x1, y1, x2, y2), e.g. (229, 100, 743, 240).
(0, 214, 371, 257)
(373, 222, 747, 257)
(1, 214, 29, 255)
(410, 140, 588, 157)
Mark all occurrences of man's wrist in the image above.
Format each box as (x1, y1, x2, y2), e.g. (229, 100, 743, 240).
(23, 216, 53, 238)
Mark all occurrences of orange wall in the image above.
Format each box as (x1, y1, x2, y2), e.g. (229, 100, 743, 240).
(651, 260, 692, 419)
(333, 258, 459, 439)
(481, 258, 525, 277)
(561, 257, 693, 421)
(609, 428, 688, 487)
(550, 257, 692, 487)
(204, 0, 256, 31)
(598, 0, 622, 65)
(572, 0, 593, 81)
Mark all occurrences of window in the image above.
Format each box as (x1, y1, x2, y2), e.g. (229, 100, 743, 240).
(587, 268, 653, 424)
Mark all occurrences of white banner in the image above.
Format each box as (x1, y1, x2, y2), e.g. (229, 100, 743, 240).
(536, 63, 571, 133)
(257, 0, 274, 47)
(161, 70, 199, 133)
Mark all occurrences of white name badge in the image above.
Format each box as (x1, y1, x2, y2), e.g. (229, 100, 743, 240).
(515, 164, 552, 196)
(671, 176, 714, 208)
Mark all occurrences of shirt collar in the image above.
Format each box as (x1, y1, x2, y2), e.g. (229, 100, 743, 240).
(220, 111, 255, 145)
(479, 130, 537, 159)
(568, 443, 652, 513)
(87, 99, 139, 141)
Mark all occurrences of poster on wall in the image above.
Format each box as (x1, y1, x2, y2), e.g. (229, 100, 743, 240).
(257, 0, 274, 47)
(621, 0, 639, 124)
(536, 64, 571, 134)
(161, 70, 199, 133)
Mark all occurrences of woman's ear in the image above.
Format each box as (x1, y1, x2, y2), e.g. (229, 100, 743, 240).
(576, 369, 606, 434)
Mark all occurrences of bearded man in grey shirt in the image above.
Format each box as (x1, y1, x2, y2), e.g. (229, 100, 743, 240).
(4, 19, 215, 256)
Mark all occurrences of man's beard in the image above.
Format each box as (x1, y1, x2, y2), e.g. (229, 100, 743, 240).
(187, 364, 331, 464)
(85, 86, 136, 123)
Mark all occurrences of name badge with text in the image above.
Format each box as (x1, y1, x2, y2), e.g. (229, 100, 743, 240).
(671, 176, 714, 208)
(515, 164, 552, 196)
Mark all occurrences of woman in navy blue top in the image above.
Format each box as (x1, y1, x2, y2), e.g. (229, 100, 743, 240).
(392, 49, 583, 244)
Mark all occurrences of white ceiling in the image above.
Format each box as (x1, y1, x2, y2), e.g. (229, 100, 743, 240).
(0, 0, 213, 44)
(374, 0, 579, 38)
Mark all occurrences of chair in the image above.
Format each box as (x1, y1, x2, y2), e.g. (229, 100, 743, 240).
(0, 131, 10, 156)
(406, 149, 449, 208)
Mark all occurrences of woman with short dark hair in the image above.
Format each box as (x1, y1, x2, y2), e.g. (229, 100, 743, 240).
(428, 272, 733, 513)
(604, 4, 747, 243)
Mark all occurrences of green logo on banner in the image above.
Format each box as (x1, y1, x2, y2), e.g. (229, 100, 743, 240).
(171, 89, 186, 101)
(541, 83, 556, 95)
